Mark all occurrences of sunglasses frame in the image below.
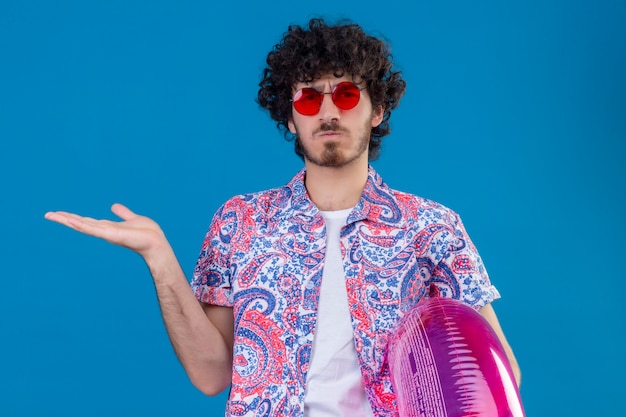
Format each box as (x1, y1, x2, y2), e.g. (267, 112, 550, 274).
(291, 82, 366, 116)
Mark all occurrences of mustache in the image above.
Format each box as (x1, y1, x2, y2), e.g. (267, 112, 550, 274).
(315, 121, 347, 134)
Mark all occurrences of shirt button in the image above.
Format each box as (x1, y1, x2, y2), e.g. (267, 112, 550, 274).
(290, 397, 298, 405)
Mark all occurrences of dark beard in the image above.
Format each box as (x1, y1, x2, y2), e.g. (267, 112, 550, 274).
(296, 121, 369, 168)
(318, 141, 341, 166)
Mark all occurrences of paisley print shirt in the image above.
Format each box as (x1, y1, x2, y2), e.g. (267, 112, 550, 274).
(191, 166, 500, 417)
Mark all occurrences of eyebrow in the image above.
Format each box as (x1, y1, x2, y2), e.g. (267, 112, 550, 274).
(301, 81, 342, 91)
(301, 83, 327, 91)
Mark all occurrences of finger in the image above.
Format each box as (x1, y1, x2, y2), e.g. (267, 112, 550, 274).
(44, 211, 90, 225)
(45, 211, 112, 238)
(44, 211, 64, 222)
(111, 203, 138, 221)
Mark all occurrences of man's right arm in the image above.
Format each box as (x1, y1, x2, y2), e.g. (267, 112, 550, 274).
(45, 203, 234, 395)
(146, 242, 234, 395)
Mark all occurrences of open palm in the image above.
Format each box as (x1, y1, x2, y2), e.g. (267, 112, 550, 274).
(44, 203, 166, 257)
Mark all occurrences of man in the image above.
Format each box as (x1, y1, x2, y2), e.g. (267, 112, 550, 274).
(46, 17, 520, 417)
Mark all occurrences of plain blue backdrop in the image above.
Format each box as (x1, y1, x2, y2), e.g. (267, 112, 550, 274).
(1, 0, 625, 415)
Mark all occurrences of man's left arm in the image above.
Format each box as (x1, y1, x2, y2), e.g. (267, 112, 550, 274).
(479, 303, 522, 388)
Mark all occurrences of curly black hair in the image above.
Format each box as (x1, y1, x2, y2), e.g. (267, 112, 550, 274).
(257, 17, 406, 161)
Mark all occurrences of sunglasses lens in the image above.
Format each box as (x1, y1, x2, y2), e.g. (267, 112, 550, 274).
(293, 88, 322, 115)
(332, 82, 361, 110)
(292, 82, 362, 115)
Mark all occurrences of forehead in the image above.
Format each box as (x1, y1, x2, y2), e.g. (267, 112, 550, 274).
(293, 73, 362, 90)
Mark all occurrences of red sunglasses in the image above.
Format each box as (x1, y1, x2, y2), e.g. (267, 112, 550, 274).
(292, 82, 365, 116)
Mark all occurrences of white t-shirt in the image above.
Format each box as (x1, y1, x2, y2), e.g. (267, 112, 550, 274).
(303, 209, 375, 417)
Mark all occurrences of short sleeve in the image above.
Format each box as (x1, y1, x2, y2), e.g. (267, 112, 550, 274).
(429, 210, 500, 310)
(190, 205, 234, 307)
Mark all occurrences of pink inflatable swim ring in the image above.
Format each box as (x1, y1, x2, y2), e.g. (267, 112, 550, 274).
(387, 289, 525, 417)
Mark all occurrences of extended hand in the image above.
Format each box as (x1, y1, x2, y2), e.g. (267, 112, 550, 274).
(44, 203, 167, 258)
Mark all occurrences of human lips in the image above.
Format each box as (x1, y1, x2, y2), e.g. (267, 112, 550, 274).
(318, 130, 342, 137)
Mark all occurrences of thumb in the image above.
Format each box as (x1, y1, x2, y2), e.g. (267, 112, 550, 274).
(111, 203, 138, 221)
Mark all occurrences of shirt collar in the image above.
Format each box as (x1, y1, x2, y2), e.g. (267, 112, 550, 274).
(282, 165, 409, 229)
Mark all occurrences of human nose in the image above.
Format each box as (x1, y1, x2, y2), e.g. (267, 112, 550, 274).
(318, 91, 340, 121)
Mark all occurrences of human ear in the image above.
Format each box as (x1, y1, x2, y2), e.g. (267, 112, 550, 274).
(288, 118, 297, 134)
(371, 105, 384, 128)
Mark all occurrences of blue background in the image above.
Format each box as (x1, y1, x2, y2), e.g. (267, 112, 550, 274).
(1, 0, 625, 415)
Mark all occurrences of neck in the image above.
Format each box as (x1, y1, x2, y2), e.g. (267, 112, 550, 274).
(304, 158, 369, 211)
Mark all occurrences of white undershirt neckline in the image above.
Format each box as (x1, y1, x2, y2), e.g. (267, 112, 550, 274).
(303, 208, 375, 417)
